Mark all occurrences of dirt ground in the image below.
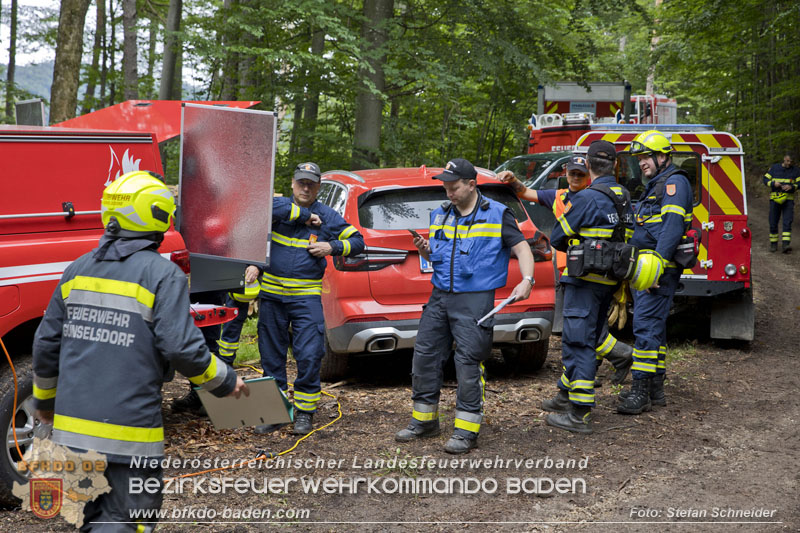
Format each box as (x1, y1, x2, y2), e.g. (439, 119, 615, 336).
(2, 184, 798, 532)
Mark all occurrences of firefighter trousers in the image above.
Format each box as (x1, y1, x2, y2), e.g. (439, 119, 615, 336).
(631, 267, 681, 379)
(80, 462, 162, 532)
(257, 296, 324, 413)
(557, 282, 616, 407)
(217, 296, 251, 366)
(410, 288, 495, 437)
(768, 199, 793, 244)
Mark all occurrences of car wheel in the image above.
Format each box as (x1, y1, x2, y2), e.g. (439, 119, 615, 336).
(0, 354, 36, 506)
(319, 338, 349, 382)
(501, 339, 549, 373)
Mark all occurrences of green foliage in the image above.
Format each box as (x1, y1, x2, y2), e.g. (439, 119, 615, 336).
(8, 0, 796, 178)
(233, 316, 261, 366)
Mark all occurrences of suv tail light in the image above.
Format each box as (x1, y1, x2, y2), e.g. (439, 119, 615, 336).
(334, 245, 408, 271)
(170, 249, 191, 274)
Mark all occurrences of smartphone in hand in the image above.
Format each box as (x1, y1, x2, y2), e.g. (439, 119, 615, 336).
(408, 229, 421, 239)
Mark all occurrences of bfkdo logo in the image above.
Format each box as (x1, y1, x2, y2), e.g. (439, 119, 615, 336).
(30, 478, 63, 519)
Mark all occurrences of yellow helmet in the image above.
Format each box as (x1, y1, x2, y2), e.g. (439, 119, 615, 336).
(230, 281, 260, 302)
(631, 251, 664, 291)
(101, 171, 176, 234)
(629, 130, 672, 155)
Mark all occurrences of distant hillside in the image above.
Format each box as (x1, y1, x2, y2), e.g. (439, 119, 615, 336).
(2, 60, 200, 122)
(0, 61, 54, 102)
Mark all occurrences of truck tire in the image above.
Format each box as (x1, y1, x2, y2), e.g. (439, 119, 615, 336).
(319, 338, 348, 382)
(502, 339, 549, 373)
(0, 354, 35, 506)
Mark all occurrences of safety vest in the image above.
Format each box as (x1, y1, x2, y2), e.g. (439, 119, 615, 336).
(428, 194, 510, 292)
(32, 237, 236, 459)
(553, 189, 570, 217)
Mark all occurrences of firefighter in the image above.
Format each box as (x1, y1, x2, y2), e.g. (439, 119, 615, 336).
(249, 162, 364, 436)
(216, 281, 260, 366)
(497, 156, 634, 385)
(763, 154, 800, 253)
(542, 141, 634, 433)
(617, 130, 694, 414)
(395, 158, 535, 454)
(31, 171, 248, 531)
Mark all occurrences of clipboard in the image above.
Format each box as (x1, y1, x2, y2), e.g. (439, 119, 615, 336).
(196, 376, 294, 430)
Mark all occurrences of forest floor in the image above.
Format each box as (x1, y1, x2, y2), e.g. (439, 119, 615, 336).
(2, 183, 797, 532)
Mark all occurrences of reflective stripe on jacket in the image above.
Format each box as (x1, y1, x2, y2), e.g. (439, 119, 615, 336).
(550, 175, 635, 286)
(32, 237, 236, 458)
(763, 163, 800, 204)
(629, 164, 694, 264)
(261, 196, 364, 299)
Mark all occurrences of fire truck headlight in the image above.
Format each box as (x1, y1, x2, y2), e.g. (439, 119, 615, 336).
(724, 264, 737, 277)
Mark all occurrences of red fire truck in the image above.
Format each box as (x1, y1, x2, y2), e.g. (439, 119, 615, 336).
(0, 100, 273, 504)
(575, 124, 754, 342)
(528, 81, 678, 154)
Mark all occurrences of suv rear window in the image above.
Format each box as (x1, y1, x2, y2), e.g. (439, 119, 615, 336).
(358, 184, 527, 230)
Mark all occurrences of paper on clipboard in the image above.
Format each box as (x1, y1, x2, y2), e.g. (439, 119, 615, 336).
(476, 294, 518, 326)
(196, 376, 293, 430)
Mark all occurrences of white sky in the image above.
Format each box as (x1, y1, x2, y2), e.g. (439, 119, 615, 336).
(0, 0, 60, 65)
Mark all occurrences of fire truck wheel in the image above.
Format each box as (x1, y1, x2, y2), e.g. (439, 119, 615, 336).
(320, 338, 349, 382)
(502, 339, 549, 373)
(0, 354, 34, 506)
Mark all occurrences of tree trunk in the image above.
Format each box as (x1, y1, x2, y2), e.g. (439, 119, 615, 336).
(5, 0, 18, 121)
(81, 0, 105, 114)
(299, 26, 325, 157)
(219, 0, 237, 100)
(50, 0, 92, 123)
(351, 0, 394, 170)
(99, 0, 109, 107)
(159, 0, 182, 100)
(121, 0, 138, 99)
(644, 0, 663, 96)
(108, 0, 117, 104)
(289, 97, 303, 156)
(146, 17, 157, 98)
(236, 0, 256, 100)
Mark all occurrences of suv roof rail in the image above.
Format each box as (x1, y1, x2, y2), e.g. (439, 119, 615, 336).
(322, 170, 365, 183)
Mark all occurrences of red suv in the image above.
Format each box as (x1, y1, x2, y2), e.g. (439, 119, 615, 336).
(316, 166, 556, 380)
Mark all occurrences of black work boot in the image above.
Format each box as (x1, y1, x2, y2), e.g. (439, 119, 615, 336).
(770, 242, 778, 253)
(545, 404, 593, 434)
(650, 374, 667, 406)
(395, 420, 441, 442)
(170, 386, 207, 416)
(606, 341, 634, 385)
(782, 241, 792, 254)
(293, 411, 314, 435)
(444, 433, 478, 454)
(617, 377, 652, 414)
(541, 389, 571, 414)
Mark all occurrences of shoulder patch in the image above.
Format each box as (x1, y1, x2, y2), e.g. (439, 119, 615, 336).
(666, 183, 676, 196)
(564, 201, 572, 214)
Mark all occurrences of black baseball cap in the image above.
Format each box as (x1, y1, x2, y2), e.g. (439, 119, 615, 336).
(294, 162, 321, 182)
(432, 158, 478, 182)
(566, 155, 588, 173)
(587, 140, 617, 162)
